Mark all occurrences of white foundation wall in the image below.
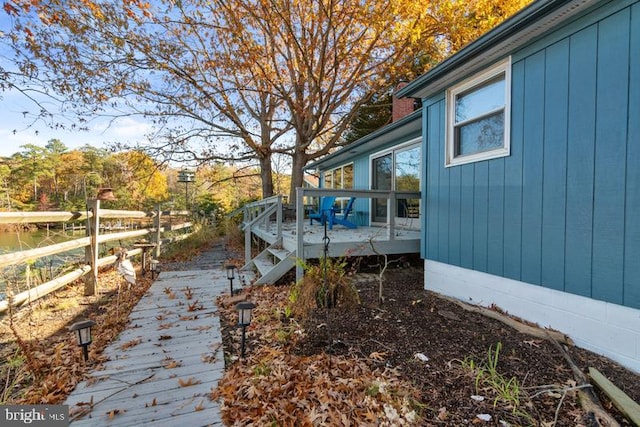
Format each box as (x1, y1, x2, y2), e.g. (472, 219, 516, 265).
(424, 260, 640, 374)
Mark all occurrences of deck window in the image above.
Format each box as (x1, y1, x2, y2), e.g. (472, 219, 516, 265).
(323, 163, 353, 189)
(371, 140, 421, 226)
(323, 163, 354, 209)
(446, 58, 511, 167)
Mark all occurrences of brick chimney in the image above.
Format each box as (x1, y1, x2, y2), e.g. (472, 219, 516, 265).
(392, 82, 415, 122)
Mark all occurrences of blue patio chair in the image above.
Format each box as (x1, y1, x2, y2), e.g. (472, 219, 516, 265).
(309, 196, 337, 225)
(328, 197, 357, 230)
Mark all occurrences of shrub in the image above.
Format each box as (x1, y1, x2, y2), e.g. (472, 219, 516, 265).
(289, 257, 360, 319)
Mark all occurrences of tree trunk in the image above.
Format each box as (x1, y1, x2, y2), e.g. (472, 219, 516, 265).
(258, 153, 274, 199)
(289, 150, 308, 204)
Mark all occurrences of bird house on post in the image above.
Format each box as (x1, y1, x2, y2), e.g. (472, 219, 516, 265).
(177, 169, 195, 210)
(96, 188, 117, 201)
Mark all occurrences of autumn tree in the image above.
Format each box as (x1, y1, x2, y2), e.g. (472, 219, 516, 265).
(110, 151, 169, 210)
(4, 0, 530, 202)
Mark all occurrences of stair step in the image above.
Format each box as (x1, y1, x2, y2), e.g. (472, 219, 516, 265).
(253, 258, 275, 276)
(267, 247, 291, 261)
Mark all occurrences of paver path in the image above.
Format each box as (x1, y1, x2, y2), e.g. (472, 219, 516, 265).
(65, 242, 238, 426)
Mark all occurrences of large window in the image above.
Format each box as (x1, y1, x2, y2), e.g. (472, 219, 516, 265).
(446, 58, 511, 167)
(371, 141, 420, 225)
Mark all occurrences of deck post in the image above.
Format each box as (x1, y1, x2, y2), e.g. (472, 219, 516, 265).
(296, 187, 305, 283)
(276, 195, 282, 241)
(388, 191, 396, 241)
(84, 199, 99, 296)
(245, 210, 251, 266)
(154, 204, 162, 258)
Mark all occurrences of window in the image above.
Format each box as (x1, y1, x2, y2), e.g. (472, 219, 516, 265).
(323, 163, 353, 189)
(446, 58, 511, 166)
(323, 163, 354, 210)
(371, 140, 421, 226)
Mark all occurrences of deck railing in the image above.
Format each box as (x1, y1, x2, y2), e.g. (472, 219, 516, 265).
(236, 195, 282, 263)
(0, 203, 195, 314)
(236, 189, 421, 282)
(294, 187, 421, 281)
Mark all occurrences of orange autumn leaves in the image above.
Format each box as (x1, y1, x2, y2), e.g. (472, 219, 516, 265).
(212, 285, 421, 425)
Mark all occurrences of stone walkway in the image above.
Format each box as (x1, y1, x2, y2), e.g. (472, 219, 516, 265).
(65, 242, 244, 427)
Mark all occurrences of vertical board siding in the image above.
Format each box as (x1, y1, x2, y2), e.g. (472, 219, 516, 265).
(487, 160, 505, 276)
(422, 1, 640, 309)
(503, 61, 525, 281)
(421, 111, 429, 257)
(448, 166, 462, 266)
(473, 162, 489, 272)
(437, 102, 450, 264)
(592, 9, 629, 304)
(459, 164, 475, 269)
(565, 25, 597, 298)
(427, 102, 441, 259)
(520, 51, 545, 286)
(625, 3, 640, 309)
(541, 39, 569, 291)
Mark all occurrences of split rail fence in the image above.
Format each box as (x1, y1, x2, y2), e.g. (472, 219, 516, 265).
(0, 201, 194, 314)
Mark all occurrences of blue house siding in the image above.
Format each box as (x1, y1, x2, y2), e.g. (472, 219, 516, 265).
(503, 60, 525, 282)
(626, 2, 640, 308)
(565, 24, 597, 298)
(423, 2, 640, 309)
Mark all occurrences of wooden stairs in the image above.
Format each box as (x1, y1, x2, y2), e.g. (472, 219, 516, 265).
(241, 239, 296, 285)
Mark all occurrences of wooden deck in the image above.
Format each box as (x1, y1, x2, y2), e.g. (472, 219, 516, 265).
(252, 221, 421, 259)
(238, 190, 422, 283)
(65, 269, 235, 427)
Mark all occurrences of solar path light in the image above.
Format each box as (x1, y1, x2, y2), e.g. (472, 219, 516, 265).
(236, 302, 256, 359)
(69, 319, 97, 361)
(226, 264, 236, 295)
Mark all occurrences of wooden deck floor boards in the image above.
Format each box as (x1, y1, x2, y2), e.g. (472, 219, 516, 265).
(65, 270, 229, 427)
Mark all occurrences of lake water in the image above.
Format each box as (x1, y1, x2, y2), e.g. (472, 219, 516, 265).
(0, 229, 86, 299)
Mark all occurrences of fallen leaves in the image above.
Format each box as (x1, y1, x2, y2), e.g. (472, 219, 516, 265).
(182, 286, 194, 300)
(107, 408, 124, 419)
(369, 351, 388, 361)
(162, 358, 182, 369)
(212, 285, 422, 425)
(120, 338, 142, 350)
(178, 377, 201, 387)
(187, 300, 204, 312)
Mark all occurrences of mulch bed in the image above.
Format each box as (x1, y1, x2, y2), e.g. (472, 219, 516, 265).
(217, 260, 640, 426)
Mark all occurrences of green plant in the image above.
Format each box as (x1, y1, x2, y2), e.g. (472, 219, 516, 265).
(252, 362, 272, 377)
(365, 383, 380, 397)
(289, 257, 360, 319)
(274, 328, 292, 343)
(0, 349, 27, 404)
(464, 342, 531, 420)
(283, 306, 293, 319)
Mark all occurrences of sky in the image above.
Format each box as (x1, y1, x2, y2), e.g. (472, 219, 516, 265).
(0, 88, 153, 157)
(0, 11, 153, 158)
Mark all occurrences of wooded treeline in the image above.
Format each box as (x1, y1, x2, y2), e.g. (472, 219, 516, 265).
(0, 139, 268, 214)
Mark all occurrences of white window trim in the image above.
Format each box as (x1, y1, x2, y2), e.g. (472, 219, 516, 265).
(445, 57, 511, 167)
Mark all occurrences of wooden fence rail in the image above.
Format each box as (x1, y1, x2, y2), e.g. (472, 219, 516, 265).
(0, 203, 194, 315)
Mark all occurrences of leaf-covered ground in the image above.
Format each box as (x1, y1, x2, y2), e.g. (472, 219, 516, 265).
(215, 263, 640, 426)
(0, 269, 155, 404)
